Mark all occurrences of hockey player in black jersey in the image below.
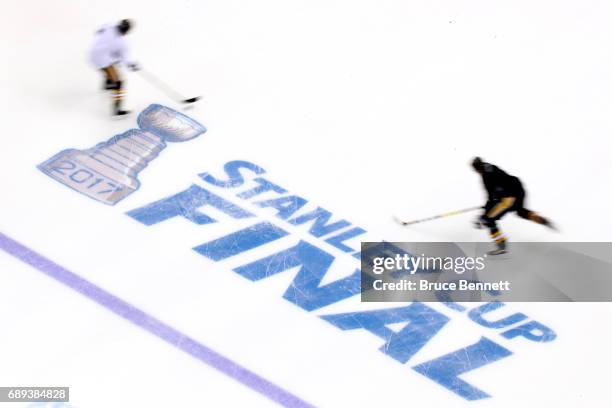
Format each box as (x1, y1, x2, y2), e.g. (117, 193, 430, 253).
(471, 157, 555, 255)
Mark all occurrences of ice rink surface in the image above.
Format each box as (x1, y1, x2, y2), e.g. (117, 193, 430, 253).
(1, 0, 612, 407)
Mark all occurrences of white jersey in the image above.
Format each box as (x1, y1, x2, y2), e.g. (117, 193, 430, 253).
(89, 23, 135, 69)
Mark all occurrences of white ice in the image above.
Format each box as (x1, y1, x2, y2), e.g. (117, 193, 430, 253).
(1, 0, 611, 407)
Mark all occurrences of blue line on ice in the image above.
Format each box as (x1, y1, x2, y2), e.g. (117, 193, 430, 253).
(0, 231, 315, 408)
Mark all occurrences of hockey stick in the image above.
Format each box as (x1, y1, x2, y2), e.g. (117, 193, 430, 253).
(394, 206, 482, 226)
(137, 68, 201, 104)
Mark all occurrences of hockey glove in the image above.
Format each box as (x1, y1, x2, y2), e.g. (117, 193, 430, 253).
(473, 215, 487, 229)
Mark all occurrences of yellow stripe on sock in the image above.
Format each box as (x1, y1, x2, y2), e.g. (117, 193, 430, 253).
(495, 236, 507, 244)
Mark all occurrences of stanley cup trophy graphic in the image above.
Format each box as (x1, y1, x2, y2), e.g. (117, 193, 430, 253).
(38, 104, 206, 205)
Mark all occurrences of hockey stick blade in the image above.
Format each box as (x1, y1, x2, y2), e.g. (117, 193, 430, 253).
(392, 216, 408, 226)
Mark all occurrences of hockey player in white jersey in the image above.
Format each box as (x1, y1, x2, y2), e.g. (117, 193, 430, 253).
(90, 19, 139, 116)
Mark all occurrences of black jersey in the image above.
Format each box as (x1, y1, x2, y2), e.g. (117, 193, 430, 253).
(480, 162, 524, 200)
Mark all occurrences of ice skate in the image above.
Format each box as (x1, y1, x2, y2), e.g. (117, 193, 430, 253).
(487, 248, 508, 256)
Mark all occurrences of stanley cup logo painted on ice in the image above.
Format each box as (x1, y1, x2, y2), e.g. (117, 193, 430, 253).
(38, 104, 206, 205)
